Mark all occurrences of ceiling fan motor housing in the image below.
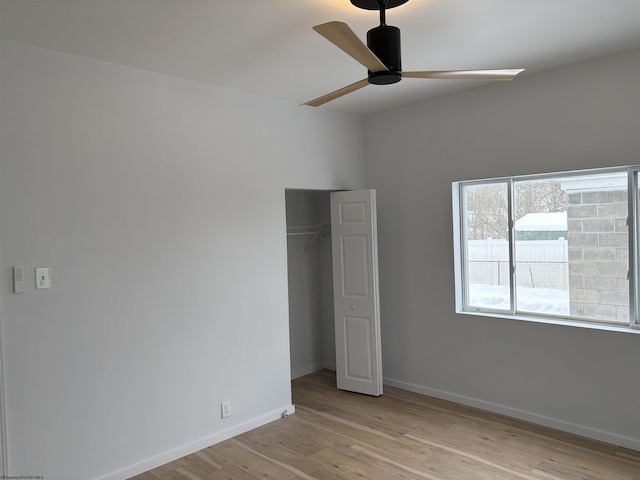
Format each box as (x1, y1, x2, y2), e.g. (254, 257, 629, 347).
(367, 25, 402, 85)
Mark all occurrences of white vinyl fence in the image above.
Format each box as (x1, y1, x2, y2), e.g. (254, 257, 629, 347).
(467, 238, 569, 289)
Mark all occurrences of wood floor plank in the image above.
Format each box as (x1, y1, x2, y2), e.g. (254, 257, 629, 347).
(310, 447, 403, 480)
(206, 463, 264, 480)
(203, 440, 299, 480)
(130, 473, 162, 480)
(615, 447, 640, 463)
(142, 469, 192, 480)
(136, 370, 640, 480)
(241, 415, 353, 457)
(532, 458, 617, 480)
(488, 421, 640, 478)
(173, 466, 212, 480)
(345, 444, 442, 480)
(294, 406, 430, 462)
(293, 390, 412, 438)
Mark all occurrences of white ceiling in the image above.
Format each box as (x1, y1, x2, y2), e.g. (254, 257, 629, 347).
(1, 0, 639, 115)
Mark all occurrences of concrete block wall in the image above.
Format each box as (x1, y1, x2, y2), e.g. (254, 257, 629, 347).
(567, 190, 629, 323)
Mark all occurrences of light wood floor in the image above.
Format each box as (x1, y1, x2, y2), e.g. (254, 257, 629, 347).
(133, 369, 640, 480)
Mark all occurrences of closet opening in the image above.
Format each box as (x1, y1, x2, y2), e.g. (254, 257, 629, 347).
(285, 189, 336, 379)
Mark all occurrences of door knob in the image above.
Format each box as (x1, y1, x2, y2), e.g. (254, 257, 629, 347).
(351, 304, 356, 310)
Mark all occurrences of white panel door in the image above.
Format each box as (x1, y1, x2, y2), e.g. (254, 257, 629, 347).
(330, 189, 382, 396)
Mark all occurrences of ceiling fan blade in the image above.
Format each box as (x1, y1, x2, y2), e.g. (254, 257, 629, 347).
(303, 78, 370, 107)
(402, 69, 525, 80)
(313, 21, 388, 73)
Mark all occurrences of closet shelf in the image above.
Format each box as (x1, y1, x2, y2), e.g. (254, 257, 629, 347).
(286, 224, 331, 254)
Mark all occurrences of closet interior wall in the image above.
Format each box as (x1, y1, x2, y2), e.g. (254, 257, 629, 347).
(285, 190, 336, 379)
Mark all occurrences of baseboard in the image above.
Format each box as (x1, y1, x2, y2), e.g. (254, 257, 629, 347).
(383, 376, 640, 452)
(96, 404, 296, 480)
(291, 363, 325, 380)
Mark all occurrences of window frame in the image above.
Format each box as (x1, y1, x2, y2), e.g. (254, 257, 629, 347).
(459, 178, 515, 315)
(453, 165, 640, 334)
(630, 168, 639, 329)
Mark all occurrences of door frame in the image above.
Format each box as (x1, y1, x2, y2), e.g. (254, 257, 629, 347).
(0, 319, 7, 475)
(284, 188, 336, 379)
(284, 188, 383, 396)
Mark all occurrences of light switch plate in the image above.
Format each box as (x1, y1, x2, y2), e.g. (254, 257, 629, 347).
(35, 268, 52, 289)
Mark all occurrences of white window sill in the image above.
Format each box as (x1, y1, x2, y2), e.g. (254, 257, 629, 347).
(457, 308, 640, 335)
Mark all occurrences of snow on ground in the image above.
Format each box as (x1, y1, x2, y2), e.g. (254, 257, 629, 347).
(468, 283, 569, 315)
(515, 211, 567, 231)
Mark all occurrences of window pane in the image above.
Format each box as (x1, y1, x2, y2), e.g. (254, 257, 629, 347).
(514, 172, 628, 324)
(463, 183, 511, 311)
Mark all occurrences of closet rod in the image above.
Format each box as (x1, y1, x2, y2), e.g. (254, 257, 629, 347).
(286, 224, 330, 235)
(286, 224, 331, 253)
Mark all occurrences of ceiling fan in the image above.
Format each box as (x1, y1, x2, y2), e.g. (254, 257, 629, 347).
(304, 0, 524, 107)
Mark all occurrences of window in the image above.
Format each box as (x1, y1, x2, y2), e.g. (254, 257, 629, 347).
(453, 166, 640, 331)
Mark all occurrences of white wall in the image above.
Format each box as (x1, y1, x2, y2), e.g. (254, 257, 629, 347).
(365, 49, 640, 448)
(0, 40, 365, 480)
